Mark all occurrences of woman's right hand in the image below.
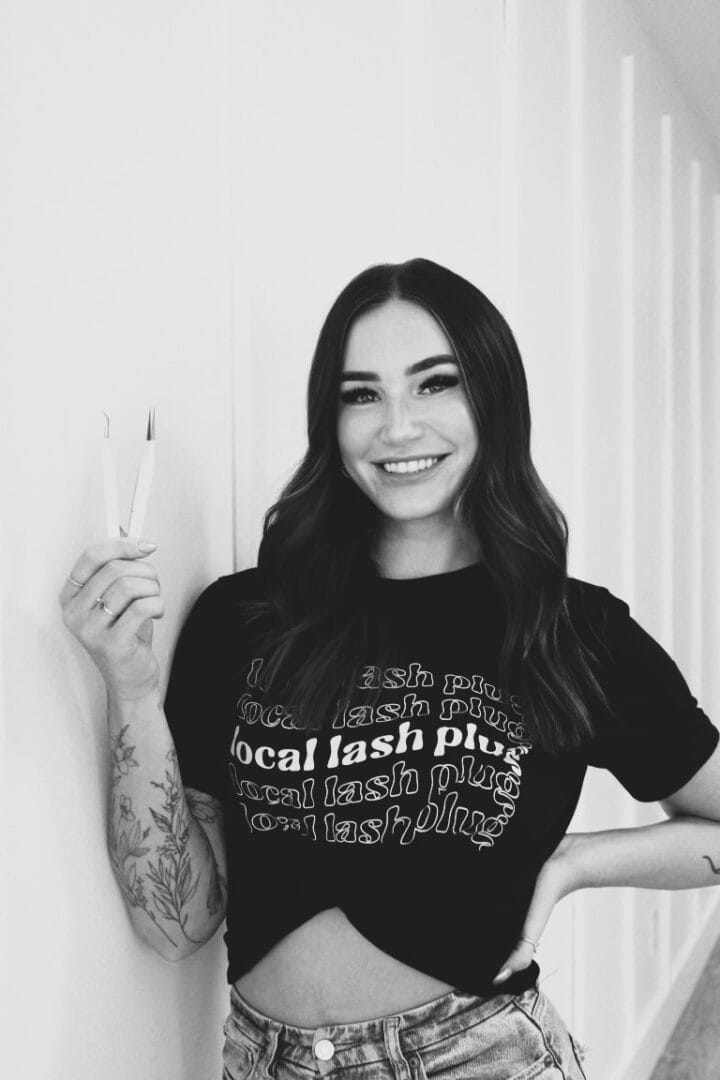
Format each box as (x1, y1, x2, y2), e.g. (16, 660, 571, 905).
(58, 538, 164, 702)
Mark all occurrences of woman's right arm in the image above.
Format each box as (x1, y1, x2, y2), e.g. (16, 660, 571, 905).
(59, 537, 227, 960)
(105, 687, 227, 959)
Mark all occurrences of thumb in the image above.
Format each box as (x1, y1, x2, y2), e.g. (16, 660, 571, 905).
(492, 938, 537, 985)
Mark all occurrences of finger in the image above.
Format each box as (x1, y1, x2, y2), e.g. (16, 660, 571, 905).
(74, 560, 160, 615)
(60, 538, 157, 605)
(111, 595, 165, 645)
(87, 576, 161, 624)
(61, 557, 159, 626)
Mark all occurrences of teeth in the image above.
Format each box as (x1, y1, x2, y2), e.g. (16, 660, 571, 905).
(381, 456, 440, 474)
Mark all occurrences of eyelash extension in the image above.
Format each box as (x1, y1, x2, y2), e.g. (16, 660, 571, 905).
(339, 373, 459, 405)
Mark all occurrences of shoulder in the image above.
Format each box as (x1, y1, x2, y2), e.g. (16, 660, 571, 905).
(565, 575, 622, 619)
(205, 566, 267, 605)
(181, 566, 269, 629)
(564, 576, 632, 653)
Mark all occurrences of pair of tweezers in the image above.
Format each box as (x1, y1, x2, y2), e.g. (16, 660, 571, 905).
(102, 408, 156, 538)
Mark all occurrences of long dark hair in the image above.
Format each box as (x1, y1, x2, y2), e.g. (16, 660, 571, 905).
(234, 258, 612, 755)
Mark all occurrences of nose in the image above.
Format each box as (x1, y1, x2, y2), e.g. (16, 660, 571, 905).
(379, 394, 424, 444)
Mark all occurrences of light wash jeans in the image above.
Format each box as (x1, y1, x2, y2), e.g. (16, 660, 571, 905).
(221, 983, 590, 1079)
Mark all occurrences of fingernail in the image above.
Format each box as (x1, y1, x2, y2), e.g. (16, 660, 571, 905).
(138, 541, 157, 553)
(493, 968, 511, 984)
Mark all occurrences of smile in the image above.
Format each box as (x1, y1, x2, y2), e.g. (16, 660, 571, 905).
(374, 454, 449, 478)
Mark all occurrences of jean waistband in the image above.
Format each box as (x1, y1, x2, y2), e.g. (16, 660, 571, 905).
(227, 981, 540, 1071)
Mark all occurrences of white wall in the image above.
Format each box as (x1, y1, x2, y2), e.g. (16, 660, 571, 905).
(2, 2, 719, 1079)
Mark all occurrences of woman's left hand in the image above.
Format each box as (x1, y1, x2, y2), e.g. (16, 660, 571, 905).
(492, 832, 584, 985)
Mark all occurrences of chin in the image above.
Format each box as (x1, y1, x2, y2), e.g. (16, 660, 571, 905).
(372, 495, 459, 523)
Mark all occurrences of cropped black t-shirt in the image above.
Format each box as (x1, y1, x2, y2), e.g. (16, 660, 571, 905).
(163, 562, 719, 997)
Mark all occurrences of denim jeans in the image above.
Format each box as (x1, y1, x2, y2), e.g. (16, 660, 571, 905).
(222, 983, 590, 1079)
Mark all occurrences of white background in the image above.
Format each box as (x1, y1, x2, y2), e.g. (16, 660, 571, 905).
(2, 2, 719, 1078)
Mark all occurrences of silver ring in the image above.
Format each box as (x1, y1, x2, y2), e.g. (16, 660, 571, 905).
(94, 597, 116, 617)
(519, 935, 539, 953)
(68, 575, 85, 589)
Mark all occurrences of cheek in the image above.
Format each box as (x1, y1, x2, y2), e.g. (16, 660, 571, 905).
(442, 400, 479, 449)
(337, 410, 370, 454)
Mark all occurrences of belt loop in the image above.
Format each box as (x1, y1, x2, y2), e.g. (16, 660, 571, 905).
(382, 1015, 412, 1080)
(258, 1023, 280, 1077)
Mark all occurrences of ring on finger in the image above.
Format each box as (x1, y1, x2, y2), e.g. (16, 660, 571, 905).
(94, 596, 116, 618)
(68, 575, 85, 589)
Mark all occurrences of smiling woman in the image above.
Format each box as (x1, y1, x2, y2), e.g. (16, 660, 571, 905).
(62, 257, 719, 1080)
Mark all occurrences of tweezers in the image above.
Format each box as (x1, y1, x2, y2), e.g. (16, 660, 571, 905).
(102, 408, 156, 538)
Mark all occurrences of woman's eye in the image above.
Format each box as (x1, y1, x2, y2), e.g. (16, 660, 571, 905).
(419, 374, 459, 394)
(339, 386, 377, 405)
(339, 373, 458, 406)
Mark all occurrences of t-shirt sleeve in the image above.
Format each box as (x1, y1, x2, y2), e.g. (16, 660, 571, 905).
(586, 588, 719, 802)
(163, 577, 231, 800)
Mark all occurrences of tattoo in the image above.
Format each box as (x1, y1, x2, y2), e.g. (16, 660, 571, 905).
(146, 750, 204, 943)
(186, 788, 218, 824)
(702, 855, 720, 875)
(111, 725, 139, 787)
(108, 729, 211, 946)
(186, 789, 228, 917)
(108, 796, 178, 948)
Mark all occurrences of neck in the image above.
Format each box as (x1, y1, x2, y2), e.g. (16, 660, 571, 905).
(370, 522, 483, 580)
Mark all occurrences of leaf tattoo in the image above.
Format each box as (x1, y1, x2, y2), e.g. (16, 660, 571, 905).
(108, 797, 178, 948)
(186, 789, 219, 825)
(145, 749, 205, 943)
(186, 789, 228, 916)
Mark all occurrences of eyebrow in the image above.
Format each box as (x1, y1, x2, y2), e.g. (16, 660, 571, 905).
(340, 353, 458, 383)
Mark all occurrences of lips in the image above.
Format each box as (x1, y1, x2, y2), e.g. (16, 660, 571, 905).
(374, 454, 450, 480)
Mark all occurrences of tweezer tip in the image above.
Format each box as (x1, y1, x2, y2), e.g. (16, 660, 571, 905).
(146, 407, 156, 441)
(102, 412, 110, 439)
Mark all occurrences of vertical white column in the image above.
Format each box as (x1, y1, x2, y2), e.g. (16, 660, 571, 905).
(658, 113, 674, 983)
(569, 0, 587, 574)
(660, 115, 674, 651)
(500, 0, 519, 315)
(687, 157, 702, 960)
(689, 159, 703, 693)
(568, 0, 587, 1040)
(401, 0, 428, 243)
(228, 0, 261, 571)
(620, 55, 636, 606)
(619, 49, 638, 1025)
(716, 194, 720, 706)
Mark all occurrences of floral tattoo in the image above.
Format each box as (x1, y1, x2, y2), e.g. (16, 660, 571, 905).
(108, 728, 217, 945)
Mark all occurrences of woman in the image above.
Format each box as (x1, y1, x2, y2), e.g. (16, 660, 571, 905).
(59, 258, 720, 1080)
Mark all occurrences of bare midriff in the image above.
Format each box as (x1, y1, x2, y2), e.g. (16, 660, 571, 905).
(233, 907, 457, 1026)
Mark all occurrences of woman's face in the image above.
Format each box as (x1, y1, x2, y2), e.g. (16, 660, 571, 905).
(337, 298, 479, 528)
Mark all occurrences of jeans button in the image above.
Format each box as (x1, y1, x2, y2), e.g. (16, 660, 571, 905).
(543, 1053, 554, 1067)
(314, 1038, 335, 1060)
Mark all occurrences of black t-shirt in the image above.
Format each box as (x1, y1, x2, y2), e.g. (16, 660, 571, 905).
(163, 562, 719, 996)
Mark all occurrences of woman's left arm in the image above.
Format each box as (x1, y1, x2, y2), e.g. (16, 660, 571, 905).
(572, 738, 720, 888)
(492, 743, 720, 984)
(566, 813, 720, 891)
